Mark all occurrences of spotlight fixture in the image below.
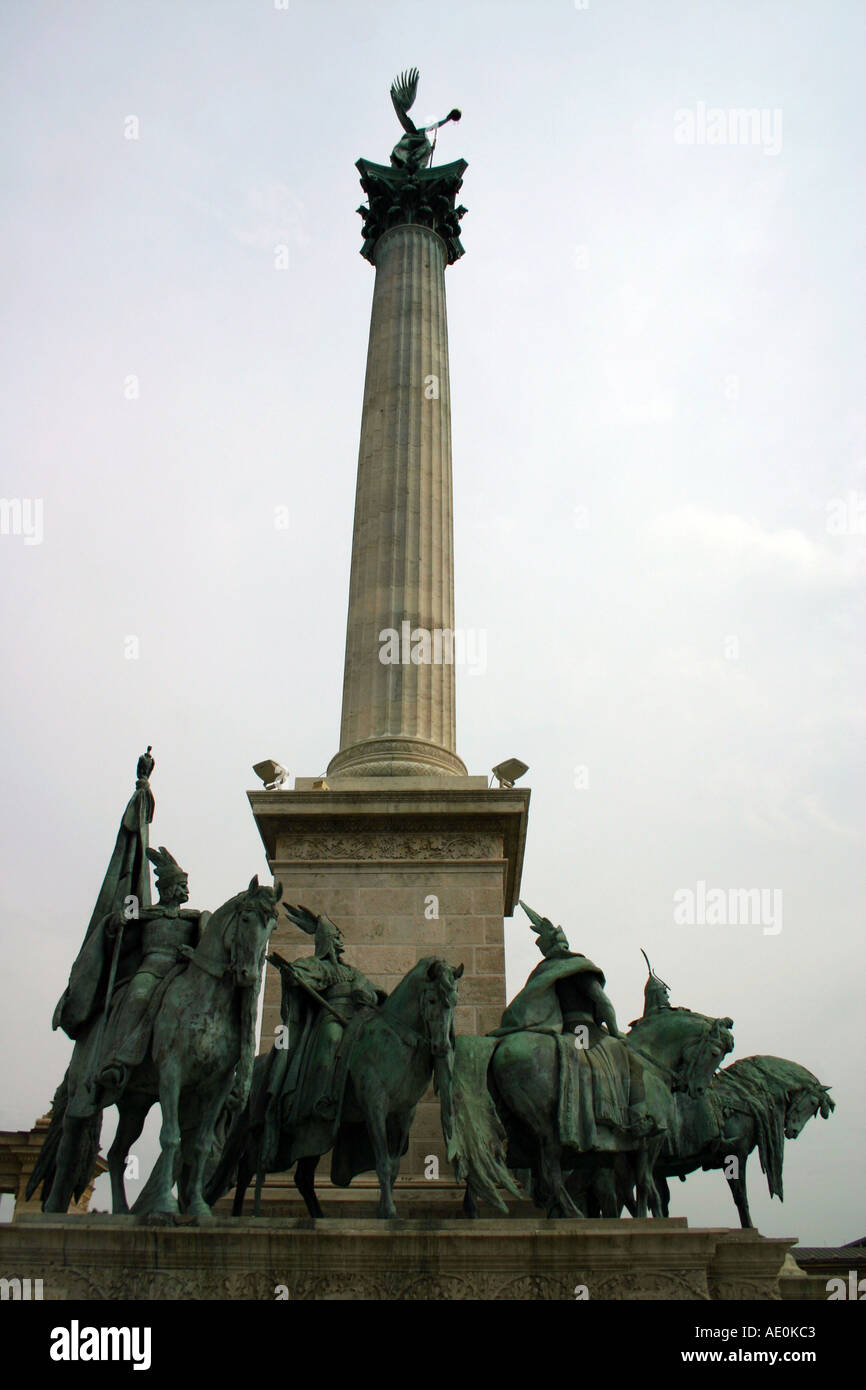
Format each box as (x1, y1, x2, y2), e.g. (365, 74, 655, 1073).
(491, 758, 529, 789)
(252, 759, 288, 790)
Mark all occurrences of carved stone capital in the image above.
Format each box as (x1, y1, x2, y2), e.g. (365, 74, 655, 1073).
(355, 158, 468, 265)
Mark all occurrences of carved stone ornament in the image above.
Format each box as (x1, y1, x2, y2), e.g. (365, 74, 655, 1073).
(356, 159, 468, 266)
(277, 831, 501, 861)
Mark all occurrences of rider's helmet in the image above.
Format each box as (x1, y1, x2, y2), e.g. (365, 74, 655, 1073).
(146, 846, 189, 905)
(520, 900, 571, 958)
(313, 914, 344, 962)
(641, 950, 671, 1013)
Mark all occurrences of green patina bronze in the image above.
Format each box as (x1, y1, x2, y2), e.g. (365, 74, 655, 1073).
(264, 904, 385, 1165)
(28, 752, 280, 1221)
(650, 1054, 836, 1228)
(356, 68, 467, 264)
(206, 911, 463, 1219)
(451, 912, 836, 1224)
(451, 904, 736, 1218)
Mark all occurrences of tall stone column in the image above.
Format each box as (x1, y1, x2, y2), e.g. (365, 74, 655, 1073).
(249, 142, 530, 1210)
(328, 160, 469, 780)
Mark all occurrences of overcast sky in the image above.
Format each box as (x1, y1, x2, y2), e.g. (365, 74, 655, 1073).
(1, 1, 863, 1244)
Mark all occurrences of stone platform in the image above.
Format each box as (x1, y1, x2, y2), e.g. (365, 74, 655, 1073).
(3, 1215, 796, 1300)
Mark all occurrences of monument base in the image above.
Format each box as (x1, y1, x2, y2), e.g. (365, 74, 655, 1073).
(4, 1215, 797, 1300)
(249, 779, 529, 1176)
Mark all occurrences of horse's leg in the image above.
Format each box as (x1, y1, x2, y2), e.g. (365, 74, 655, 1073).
(294, 1155, 324, 1219)
(538, 1134, 582, 1219)
(620, 1185, 638, 1217)
(152, 1060, 183, 1214)
(657, 1173, 671, 1218)
(462, 1186, 479, 1220)
(643, 1137, 665, 1218)
(253, 1164, 266, 1217)
(632, 1144, 651, 1218)
(361, 1100, 397, 1220)
(593, 1164, 619, 1218)
(107, 1096, 149, 1214)
(612, 1154, 637, 1217)
(184, 1085, 232, 1222)
(232, 1148, 252, 1217)
(727, 1151, 753, 1228)
(389, 1115, 410, 1191)
(565, 1164, 586, 1213)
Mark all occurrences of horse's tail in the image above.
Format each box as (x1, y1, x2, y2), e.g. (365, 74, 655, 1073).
(25, 1072, 69, 1204)
(448, 1037, 523, 1213)
(203, 1102, 254, 1207)
(25, 1070, 100, 1208)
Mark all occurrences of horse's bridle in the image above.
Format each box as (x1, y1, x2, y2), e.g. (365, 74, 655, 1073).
(178, 904, 263, 985)
(384, 977, 454, 1058)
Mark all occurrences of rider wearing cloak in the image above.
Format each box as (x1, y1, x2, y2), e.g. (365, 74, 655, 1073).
(491, 903, 622, 1042)
(53, 747, 155, 1043)
(491, 903, 652, 1149)
(93, 846, 207, 1105)
(51, 749, 208, 1117)
(261, 906, 385, 1173)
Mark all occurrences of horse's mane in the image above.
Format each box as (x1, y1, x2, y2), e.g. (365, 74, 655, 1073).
(381, 956, 446, 1015)
(628, 1005, 714, 1035)
(628, 1006, 728, 1095)
(714, 1056, 822, 1200)
(203, 884, 269, 930)
(199, 882, 277, 1106)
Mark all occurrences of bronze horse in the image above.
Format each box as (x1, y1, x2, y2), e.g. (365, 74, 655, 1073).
(652, 1054, 835, 1227)
(206, 957, 462, 1219)
(30, 878, 280, 1219)
(455, 1006, 734, 1218)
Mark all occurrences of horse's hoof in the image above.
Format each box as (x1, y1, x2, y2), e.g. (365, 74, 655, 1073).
(187, 1203, 215, 1225)
(136, 1209, 181, 1227)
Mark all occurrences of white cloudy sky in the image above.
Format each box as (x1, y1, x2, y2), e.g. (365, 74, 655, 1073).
(1, 1, 863, 1244)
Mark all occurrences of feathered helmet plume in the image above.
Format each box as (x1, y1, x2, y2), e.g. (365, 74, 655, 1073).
(520, 900, 569, 953)
(283, 902, 342, 958)
(641, 948, 670, 1009)
(146, 845, 188, 893)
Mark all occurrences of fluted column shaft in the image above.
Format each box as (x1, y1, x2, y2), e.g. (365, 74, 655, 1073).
(328, 223, 466, 778)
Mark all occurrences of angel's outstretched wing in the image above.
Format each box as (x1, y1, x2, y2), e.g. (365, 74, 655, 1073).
(390, 67, 420, 134)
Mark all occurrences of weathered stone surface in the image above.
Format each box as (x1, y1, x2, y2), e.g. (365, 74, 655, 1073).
(3, 1216, 796, 1301)
(475, 946, 505, 974)
(327, 219, 466, 780)
(249, 786, 527, 1181)
(454, 976, 508, 1005)
(277, 832, 502, 861)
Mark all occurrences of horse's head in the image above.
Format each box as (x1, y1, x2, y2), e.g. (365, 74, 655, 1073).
(220, 876, 282, 988)
(785, 1083, 835, 1139)
(629, 1009, 734, 1098)
(677, 1014, 735, 1097)
(418, 958, 464, 1060)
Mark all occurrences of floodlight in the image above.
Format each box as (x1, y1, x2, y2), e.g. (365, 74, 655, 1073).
(491, 758, 529, 789)
(252, 759, 288, 790)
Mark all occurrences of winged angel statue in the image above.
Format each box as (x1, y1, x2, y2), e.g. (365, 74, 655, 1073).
(389, 67, 461, 173)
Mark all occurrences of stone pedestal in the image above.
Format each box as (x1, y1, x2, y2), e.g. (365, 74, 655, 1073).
(250, 779, 529, 1177)
(0, 1118, 104, 1219)
(3, 1215, 798, 1301)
